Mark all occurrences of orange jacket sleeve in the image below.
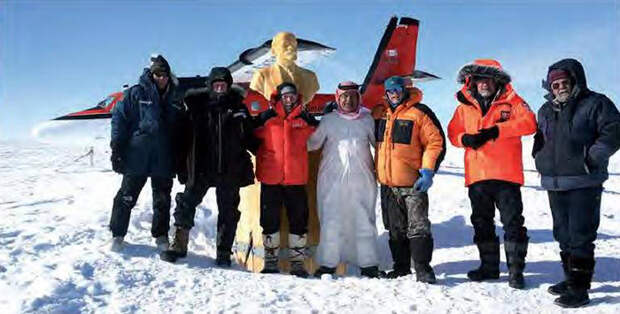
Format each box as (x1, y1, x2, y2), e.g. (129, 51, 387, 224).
(419, 113, 444, 170)
(448, 105, 466, 148)
(496, 101, 537, 139)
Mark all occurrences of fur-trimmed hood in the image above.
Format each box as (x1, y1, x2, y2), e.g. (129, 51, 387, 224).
(457, 59, 511, 87)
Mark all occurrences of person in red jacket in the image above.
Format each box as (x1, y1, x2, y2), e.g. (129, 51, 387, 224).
(254, 82, 318, 277)
(447, 59, 537, 289)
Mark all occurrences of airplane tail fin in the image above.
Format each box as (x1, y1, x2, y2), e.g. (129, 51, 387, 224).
(360, 17, 439, 108)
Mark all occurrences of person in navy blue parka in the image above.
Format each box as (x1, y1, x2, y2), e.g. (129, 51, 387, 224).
(533, 58, 620, 308)
(109, 55, 184, 252)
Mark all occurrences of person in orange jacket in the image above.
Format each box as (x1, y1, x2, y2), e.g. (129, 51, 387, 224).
(447, 59, 537, 289)
(373, 76, 446, 283)
(254, 82, 318, 278)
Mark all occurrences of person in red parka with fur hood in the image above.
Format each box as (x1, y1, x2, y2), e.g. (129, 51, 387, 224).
(254, 82, 318, 278)
(448, 59, 537, 289)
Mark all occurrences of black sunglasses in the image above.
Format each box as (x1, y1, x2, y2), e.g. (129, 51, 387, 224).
(551, 80, 571, 90)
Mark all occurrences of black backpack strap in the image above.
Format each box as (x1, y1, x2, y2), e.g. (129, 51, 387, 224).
(414, 103, 446, 172)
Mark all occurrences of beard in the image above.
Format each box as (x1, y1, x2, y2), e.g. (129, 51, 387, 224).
(554, 90, 570, 103)
(478, 89, 494, 98)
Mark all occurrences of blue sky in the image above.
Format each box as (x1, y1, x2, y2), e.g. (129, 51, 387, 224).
(1, 0, 618, 139)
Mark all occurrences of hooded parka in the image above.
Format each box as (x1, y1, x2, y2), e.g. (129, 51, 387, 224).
(447, 59, 537, 186)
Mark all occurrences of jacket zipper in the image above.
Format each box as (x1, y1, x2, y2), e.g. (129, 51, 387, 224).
(583, 146, 590, 174)
(552, 114, 559, 189)
(218, 112, 223, 174)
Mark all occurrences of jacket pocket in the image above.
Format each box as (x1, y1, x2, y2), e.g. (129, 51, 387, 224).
(375, 119, 387, 142)
(391, 119, 414, 144)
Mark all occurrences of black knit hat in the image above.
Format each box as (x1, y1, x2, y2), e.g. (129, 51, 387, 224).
(150, 55, 170, 75)
(276, 82, 297, 97)
(207, 67, 233, 87)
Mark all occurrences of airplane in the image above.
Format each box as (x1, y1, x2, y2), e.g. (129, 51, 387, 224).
(32, 16, 439, 142)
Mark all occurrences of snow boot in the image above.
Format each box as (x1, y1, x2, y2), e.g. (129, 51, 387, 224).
(260, 232, 280, 274)
(386, 239, 412, 278)
(505, 238, 528, 289)
(110, 236, 125, 252)
(410, 236, 436, 284)
(160, 226, 189, 263)
(155, 235, 169, 251)
(288, 233, 308, 278)
(314, 266, 337, 278)
(361, 266, 386, 279)
(548, 251, 570, 295)
(468, 237, 500, 281)
(554, 256, 594, 308)
(215, 250, 232, 267)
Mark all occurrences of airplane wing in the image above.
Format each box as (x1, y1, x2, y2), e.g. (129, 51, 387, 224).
(227, 38, 335, 83)
(52, 92, 123, 120)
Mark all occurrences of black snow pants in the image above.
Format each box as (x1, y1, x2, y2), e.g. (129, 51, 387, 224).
(172, 175, 241, 255)
(548, 186, 602, 259)
(109, 174, 173, 238)
(260, 183, 309, 236)
(468, 180, 528, 243)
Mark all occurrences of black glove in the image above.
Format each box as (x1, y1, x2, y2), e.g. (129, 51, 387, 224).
(461, 126, 499, 150)
(531, 129, 544, 158)
(296, 110, 319, 127)
(256, 108, 277, 127)
(110, 149, 124, 173)
(322, 101, 337, 114)
(479, 125, 499, 141)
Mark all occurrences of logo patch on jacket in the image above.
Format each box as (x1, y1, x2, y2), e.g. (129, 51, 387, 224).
(291, 121, 305, 128)
(498, 110, 511, 122)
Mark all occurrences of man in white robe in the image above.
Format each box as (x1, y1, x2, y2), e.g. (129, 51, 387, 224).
(308, 81, 382, 278)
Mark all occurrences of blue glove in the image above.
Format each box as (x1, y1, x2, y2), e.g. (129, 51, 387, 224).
(413, 168, 434, 192)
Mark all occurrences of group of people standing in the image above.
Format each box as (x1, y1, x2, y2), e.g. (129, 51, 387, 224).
(107, 46, 619, 308)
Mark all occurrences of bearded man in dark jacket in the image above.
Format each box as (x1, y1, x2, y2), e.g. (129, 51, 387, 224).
(109, 55, 183, 252)
(160, 67, 255, 266)
(533, 58, 620, 308)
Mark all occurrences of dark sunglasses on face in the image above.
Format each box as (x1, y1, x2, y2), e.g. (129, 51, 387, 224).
(551, 80, 571, 90)
(153, 72, 169, 78)
(386, 88, 402, 94)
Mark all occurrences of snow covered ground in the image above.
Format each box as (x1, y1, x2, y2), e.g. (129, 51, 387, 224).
(1, 137, 619, 313)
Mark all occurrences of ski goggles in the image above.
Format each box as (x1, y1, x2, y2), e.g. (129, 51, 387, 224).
(385, 87, 403, 94)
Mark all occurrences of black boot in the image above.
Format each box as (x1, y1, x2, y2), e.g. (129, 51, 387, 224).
(468, 237, 500, 281)
(554, 256, 594, 308)
(548, 251, 570, 295)
(314, 266, 337, 278)
(505, 238, 528, 289)
(386, 239, 412, 279)
(215, 250, 232, 267)
(361, 266, 386, 279)
(410, 236, 436, 284)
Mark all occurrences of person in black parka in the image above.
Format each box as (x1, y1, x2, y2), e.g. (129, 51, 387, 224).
(160, 67, 255, 266)
(109, 55, 184, 252)
(532, 58, 620, 308)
